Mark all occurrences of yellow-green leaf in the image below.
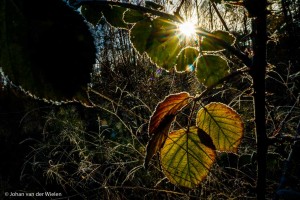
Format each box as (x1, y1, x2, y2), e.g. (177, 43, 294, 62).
(201, 30, 236, 52)
(160, 127, 216, 188)
(144, 92, 191, 168)
(175, 47, 199, 72)
(196, 55, 229, 87)
(196, 102, 244, 152)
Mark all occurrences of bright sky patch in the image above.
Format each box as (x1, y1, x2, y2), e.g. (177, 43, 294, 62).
(179, 22, 196, 37)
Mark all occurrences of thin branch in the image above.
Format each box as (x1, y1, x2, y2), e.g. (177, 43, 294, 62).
(174, 0, 185, 17)
(210, 0, 229, 31)
(271, 95, 300, 138)
(75, 0, 183, 22)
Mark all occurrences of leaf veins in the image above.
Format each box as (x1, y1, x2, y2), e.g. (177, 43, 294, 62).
(144, 92, 191, 168)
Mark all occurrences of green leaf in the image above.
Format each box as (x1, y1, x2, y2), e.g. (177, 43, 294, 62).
(0, 0, 95, 103)
(123, 9, 146, 24)
(144, 92, 191, 168)
(196, 102, 244, 152)
(160, 127, 216, 188)
(201, 30, 236, 52)
(130, 18, 153, 53)
(146, 18, 181, 70)
(175, 47, 199, 72)
(196, 55, 229, 87)
(130, 17, 181, 70)
(102, 6, 128, 29)
(81, 5, 103, 26)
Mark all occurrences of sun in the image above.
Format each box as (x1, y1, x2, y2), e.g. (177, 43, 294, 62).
(178, 21, 196, 37)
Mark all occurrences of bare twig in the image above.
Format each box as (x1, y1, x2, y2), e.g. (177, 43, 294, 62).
(174, 0, 185, 17)
(210, 0, 229, 31)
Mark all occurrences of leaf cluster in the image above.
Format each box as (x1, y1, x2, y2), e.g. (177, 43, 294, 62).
(145, 92, 244, 188)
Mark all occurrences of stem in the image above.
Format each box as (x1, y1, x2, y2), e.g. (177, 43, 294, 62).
(75, 0, 182, 22)
(250, 3, 268, 199)
(210, 0, 229, 31)
(174, 0, 185, 17)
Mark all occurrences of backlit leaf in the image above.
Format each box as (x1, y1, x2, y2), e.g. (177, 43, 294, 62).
(81, 5, 128, 28)
(196, 55, 229, 87)
(175, 47, 199, 72)
(130, 17, 181, 70)
(102, 6, 128, 29)
(130, 18, 153, 54)
(196, 102, 244, 152)
(145, 18, 181, 70)
(144, 92, 191, 168)
(0, 0, 95, 103)
(160, 127, 216, 188)
(123, 9, 145, 24)
(201, 30, 236, 52)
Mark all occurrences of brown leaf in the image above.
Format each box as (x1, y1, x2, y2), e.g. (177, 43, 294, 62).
(144, 92, 191, 168)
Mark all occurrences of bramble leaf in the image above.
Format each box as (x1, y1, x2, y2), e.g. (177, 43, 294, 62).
(196, 55, 229, 87)
(81, 4, 128, 28)
(102, 6, 128, 29)
(196, 102, 244, 152)
(175, 47, 199, 72)
(160, 127, 216, 188)
(130, 18, 153, 53)
(144, 92, 191, 168)
(201, 30, 236, 52)
(130, 17, 181, 70)
(123, 9, 145, 24)
(145, 18, 181, 70)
